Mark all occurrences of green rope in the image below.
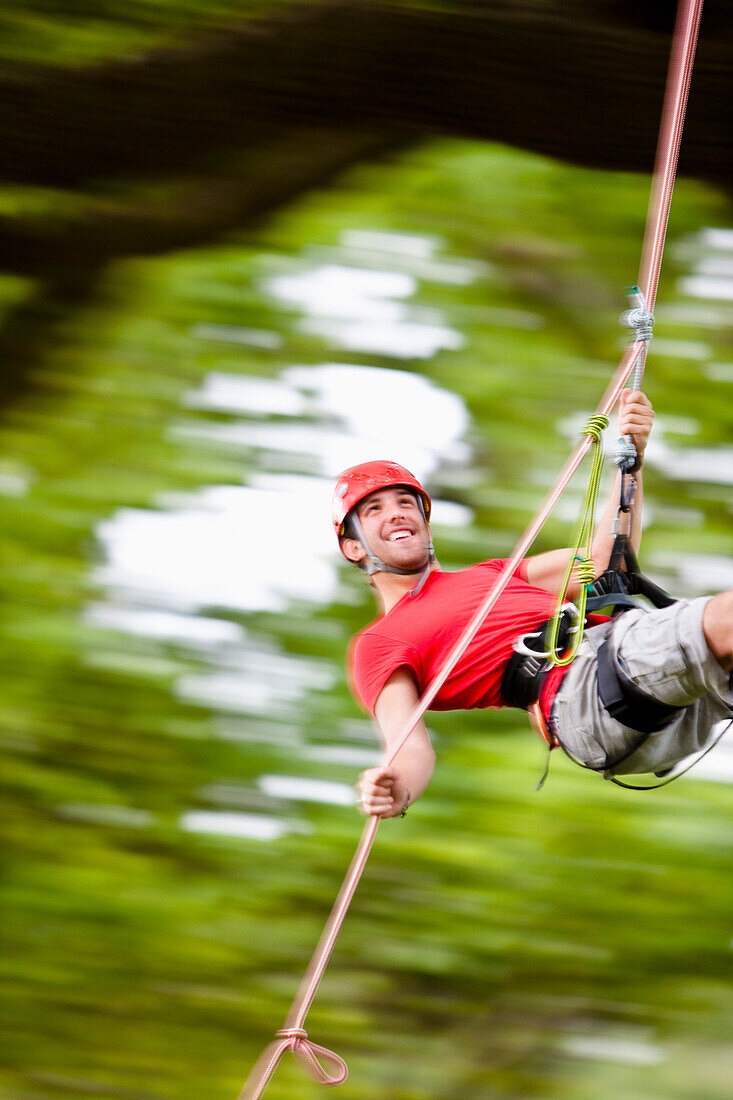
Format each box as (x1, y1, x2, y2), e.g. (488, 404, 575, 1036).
(545, 414, 609, 667)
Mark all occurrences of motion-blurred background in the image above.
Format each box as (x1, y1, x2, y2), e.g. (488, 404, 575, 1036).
(2, 3, 733, 1098)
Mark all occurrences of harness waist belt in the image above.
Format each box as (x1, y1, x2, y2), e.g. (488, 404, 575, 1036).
(501, 650, 548, 709)
(501, 610, 576, 710)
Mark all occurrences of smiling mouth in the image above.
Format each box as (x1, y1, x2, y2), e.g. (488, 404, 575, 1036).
(388, 529, 414, 542)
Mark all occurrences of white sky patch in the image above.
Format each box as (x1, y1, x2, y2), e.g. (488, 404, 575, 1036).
(656, 303, 733, 327)
(685, 724, 733, 784)
(300, 315, 464, 359)
(700, 227, 733, 251)
(185, 373, 307, 417)
(305, 744, 381, 767)
(265, 264, 415, 318)
(651, 338, 711, 360)
(322, 230, 491, 283)
(85, 603, 244, 647)
(284, 363, 470, 468)
(430, 499, 473, 527)
(176, 646, 334, 718)
(180, 810, 296, 841)
(562, 1034, 665, 1066)
(695, 256, 733, 277)
(0, 459, 35, 498)
(263, 245, 472, 360)
(704, 362, 733, 383)
(679, 276, 733, 302)
(655, 552, 733, 594)
(97, 362, 472, 616)
(96, 482, 336, 613)
(258, 774, 355, 806)
(341, 229, 440, 259)
(652, 441, 733, 486)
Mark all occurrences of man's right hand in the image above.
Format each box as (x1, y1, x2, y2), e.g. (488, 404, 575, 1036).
(356, 766, 410, 818)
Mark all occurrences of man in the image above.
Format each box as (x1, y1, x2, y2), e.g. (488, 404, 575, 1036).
(332, 392, 733, 817)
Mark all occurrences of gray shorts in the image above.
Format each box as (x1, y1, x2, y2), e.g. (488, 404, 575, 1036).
(550, 597, 733, 775)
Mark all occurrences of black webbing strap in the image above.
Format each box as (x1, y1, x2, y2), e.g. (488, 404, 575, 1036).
(502, 610, 577, 710)
(596, 638, 682, 735)
(586, 534, 677, 615)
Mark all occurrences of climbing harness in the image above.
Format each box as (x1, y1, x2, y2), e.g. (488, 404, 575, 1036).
(239, 2, 706, 1095)
(586, 503, 677, 616)
(503, 607, 579, 709)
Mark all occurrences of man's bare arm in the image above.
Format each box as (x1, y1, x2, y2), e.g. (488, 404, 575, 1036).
(356, 669, 436, 818)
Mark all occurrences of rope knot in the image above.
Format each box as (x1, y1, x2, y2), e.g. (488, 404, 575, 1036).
(621, 285, 654, 343)
(622, 306, 654, 343)
(615, 435, 639, 472)
(574, 556, 596, 586)
(583, 414, 608, 442)
(276, 1027, 308, 1050)
(272, 1027, 349, 1088)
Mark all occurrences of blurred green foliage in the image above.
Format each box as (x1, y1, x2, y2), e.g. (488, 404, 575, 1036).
(0, 0, 490, 67)
(0, 0, 287, 66)
(1, 135, 732, 1100)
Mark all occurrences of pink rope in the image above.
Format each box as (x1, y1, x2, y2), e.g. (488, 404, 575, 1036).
(238, 1029, 348, 1099)
(238, 4, 704, 1096)
(639, 0, 704, 315)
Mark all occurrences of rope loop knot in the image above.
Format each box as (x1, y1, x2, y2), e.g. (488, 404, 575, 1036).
(574, 556, 596, 586)
(583, 414, 609, 442)
(275, 1027, 308, 1049)
(622, 307, 654, 342)
(274, 1027, 349, 1087)
(615, 435, 639, 472)
(621, 285, 654, 344)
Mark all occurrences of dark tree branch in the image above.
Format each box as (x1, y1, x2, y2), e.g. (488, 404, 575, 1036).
(0, 0, 731, 190)
(0, 2, 730, 409)
(0, 128, 408, 276)
(0, 266, 103, 407)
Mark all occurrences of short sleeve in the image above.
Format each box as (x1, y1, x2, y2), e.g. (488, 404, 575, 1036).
(477, 557, 529, 582)
(513, 558, 529, 583)
(348, 630, 420, 714)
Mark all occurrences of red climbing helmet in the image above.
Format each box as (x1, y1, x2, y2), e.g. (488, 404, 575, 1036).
(331, 461, 432, 538)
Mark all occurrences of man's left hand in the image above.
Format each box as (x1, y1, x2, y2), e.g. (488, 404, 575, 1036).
(618, 390, 655, 460)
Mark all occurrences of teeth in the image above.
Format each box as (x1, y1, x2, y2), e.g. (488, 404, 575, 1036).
(391, 531, 411, 541)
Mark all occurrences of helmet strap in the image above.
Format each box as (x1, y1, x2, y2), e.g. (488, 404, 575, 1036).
(415, 495, 435, 561)
(408, 562, 433, 598)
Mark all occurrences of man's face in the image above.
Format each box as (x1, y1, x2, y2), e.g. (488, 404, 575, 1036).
(350, 486, 431, 570)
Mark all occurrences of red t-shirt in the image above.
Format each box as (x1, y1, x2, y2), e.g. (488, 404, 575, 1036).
(349, 560, 568, 715)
